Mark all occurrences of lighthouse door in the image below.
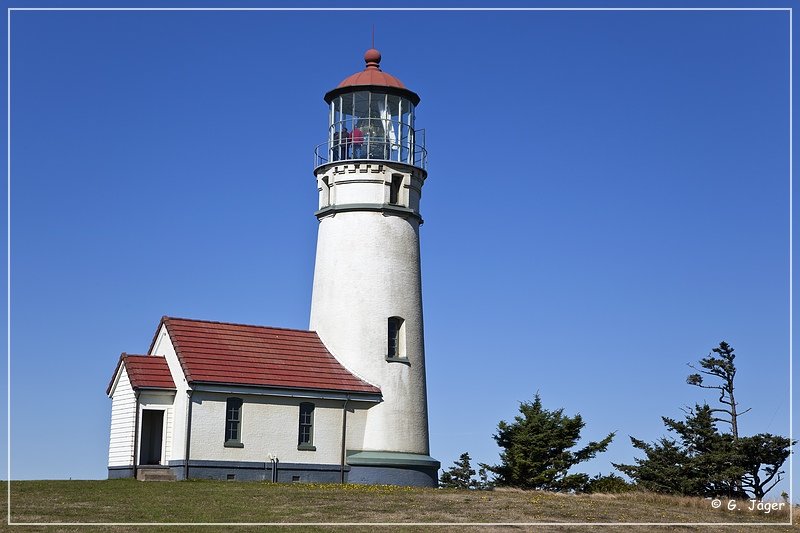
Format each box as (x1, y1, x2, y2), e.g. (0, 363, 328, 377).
(139, 410, 164, 465)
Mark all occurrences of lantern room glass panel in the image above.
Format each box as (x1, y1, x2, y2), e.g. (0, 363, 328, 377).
(328, 91, 416, 165)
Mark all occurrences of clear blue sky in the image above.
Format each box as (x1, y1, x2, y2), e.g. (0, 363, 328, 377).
(1, 3, 796, 502)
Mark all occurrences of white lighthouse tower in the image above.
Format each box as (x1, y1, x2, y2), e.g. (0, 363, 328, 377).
(309, 48, 439, 486)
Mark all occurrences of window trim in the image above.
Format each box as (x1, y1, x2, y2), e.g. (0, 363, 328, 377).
(224, 397, 244, 448)
(297, 402, 316, 451)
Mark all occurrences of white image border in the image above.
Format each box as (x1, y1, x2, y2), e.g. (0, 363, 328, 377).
(5, 5, 793, 528)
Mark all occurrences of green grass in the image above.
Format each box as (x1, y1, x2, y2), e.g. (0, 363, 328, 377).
(2, 480, 796, 532)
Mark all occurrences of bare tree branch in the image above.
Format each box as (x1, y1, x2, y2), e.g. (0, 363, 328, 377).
(708, 408, 734, 416)
(763, 474, 783, 496)
(692, 383, 725, 391)
(758, 466, 783, 489)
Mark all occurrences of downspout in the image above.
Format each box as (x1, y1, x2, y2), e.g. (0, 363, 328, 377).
(340, 395, 349, 484)
(184, 389, 193, 481)
(132, 390, 141, 480)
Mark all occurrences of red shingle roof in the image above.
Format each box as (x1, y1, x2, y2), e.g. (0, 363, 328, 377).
(324, 49, 420, 106)
(107, 354, 175, 395)
(336, 49, 407, 90)
(152, 316, 381, 395)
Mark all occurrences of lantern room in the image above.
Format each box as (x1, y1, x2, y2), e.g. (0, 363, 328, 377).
(314, 48, 426, 170)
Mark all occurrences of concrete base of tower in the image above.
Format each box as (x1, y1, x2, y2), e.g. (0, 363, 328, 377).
(346, 451, 440, 487)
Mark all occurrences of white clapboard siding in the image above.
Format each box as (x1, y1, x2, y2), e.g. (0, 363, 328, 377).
(164, 407, 173, 461)
(108, 366, 136, 467)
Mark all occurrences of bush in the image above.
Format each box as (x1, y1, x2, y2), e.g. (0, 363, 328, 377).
(582, 473, 633, 494)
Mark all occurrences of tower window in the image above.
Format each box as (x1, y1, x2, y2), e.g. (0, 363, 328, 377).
(321, 176, 331, 207)
(389, 174, 403, 205)
(298, 402, 316, 450)
(224, 397, 244, 447)
(387, 316, 405, 359)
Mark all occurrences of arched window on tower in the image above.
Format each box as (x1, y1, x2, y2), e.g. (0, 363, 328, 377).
(320, 176, 331, 207)
(389, 174, 404, 206)
(387, 316, 406, 360)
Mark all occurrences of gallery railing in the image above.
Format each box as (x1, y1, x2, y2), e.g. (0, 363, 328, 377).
(314, 124, 427, 170)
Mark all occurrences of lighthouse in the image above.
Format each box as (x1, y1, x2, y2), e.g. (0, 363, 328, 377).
(309, 48, 438, 486)
(106, 47, 437, 487)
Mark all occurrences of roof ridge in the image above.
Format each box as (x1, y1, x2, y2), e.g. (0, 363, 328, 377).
(163, 315, 316, 335)
(144, 315, 382, 395)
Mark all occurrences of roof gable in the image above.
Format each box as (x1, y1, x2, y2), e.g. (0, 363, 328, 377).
(152, 316, 380, 395)
(106, 353, 176, 395)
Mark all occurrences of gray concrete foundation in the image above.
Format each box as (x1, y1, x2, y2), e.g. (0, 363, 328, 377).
(166, 460, 348, 482)
(107, 466, 134, 479)
(345, 450, 440, 487)
(347, 464, 438, 487)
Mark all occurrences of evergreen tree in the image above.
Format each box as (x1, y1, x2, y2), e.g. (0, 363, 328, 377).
(614, 436, 692, 495)
(439, 452, 477, 489)
(487, 393, 614, 491)
(662, 404, 744, 497)
(686, 341, 750, 439)
(738, 434, 791, 499)
(476, 464, 494, 491)
(618, 342, 792, 499)
(614, 404, 744, 498)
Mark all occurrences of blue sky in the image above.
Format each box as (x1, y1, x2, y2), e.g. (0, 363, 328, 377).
(2, 3, 796, 503)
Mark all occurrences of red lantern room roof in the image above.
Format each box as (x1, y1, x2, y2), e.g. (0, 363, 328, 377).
(324, 48, 420, 106)
(338, 49, 405, 89)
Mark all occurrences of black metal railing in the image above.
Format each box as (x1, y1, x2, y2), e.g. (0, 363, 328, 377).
(314, 119, 426, 170)
(314, 136, 427, 170)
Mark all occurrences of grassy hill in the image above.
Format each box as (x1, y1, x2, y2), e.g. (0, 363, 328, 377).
(2, 480, 796, 532)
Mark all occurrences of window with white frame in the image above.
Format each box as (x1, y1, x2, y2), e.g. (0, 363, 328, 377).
(298, 402, 315, 450)
(224, 397, 244, 447)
